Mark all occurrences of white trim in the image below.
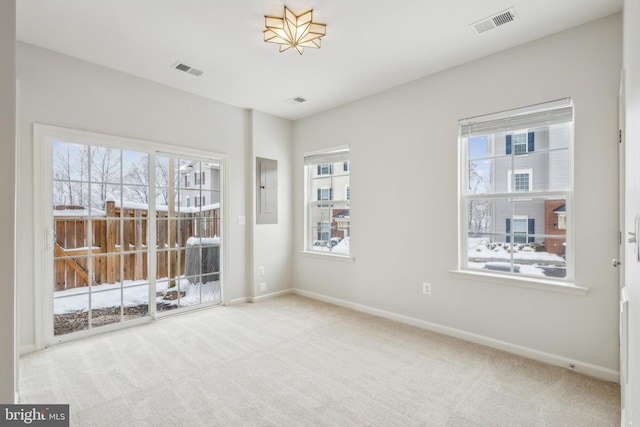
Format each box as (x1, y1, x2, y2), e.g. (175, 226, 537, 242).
(20, 344, 37, 356)
(249, 288, 293, 303)
(299, 251, 355, 263)
(229, 297, 250, 305)
(303, 144, 349, 158)
(48, 316, 153, 347)
(293, 288, 616, 383)
(449, 269, 588, 296)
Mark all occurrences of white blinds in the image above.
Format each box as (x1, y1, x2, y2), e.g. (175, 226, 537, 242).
(459, 98, 573, 137)
(304, 146, 349, 165)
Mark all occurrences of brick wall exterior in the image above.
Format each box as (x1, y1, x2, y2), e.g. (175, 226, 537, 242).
(544, 200, 566, 256)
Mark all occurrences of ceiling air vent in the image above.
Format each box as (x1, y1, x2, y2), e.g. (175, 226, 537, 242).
(172, 61, 204, 77)
(284, 96, 308, 105)
(471, 8, 517, 34)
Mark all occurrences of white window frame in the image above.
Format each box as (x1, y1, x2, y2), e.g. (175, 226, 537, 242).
(513, 132, 528, 155)
(303, 145, 352, 260)
(318, 187, 332, 201)
(318, 163, 333, 176)
(455, 98, 584, 294)
(33, 123, 229, 349)
(512, 215, 529, 243)
(507, 169, 533, 192)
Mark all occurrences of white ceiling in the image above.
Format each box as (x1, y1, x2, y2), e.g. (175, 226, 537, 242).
(16, 0, 622, 120)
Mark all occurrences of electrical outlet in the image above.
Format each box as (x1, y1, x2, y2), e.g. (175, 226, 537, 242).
(258, 266, 265, 276)
(259, 282, 267, 292)
(422, 282, 431, 295)
(238, 216, 246, 225)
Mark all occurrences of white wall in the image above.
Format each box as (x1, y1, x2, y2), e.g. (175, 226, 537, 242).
(0, 0, 17, 404)
(250, 111, 294, 299)
(293, 14, 622, 376)
(623, 0, 640, 423)
(16, 43, 289, 350)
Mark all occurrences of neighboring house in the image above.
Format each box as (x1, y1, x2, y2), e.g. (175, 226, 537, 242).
(309, 161, 350, 242)
(491, 125, 569, 247)
(544, 200, 567, 256)
(178, 161, 221, 208)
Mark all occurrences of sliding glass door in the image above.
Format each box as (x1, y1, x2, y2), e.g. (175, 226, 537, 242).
(47, 133, 223, 340)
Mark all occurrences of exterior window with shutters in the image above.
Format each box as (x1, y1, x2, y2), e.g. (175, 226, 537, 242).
(458, 99, 573, 280)
(304, 146, 350, 255)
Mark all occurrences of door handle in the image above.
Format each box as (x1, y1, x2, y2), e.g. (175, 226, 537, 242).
(612, 259, 621, 267)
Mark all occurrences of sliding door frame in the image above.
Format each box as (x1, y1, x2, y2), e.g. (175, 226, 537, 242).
(33, 124, 229, 349)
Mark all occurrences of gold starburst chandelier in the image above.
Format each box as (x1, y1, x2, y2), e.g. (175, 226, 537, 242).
(263, 6, 326, 55)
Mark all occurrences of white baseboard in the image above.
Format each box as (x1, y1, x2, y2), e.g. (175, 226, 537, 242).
(292, 289, 619, 383)
(20, 344, 36, 356)
(250, 288, 294, 303)
(228, 297, 250, 306)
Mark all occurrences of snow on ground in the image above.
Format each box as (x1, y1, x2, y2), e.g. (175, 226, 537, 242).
(53, 278, 221, 314)
(467, 238, 565, 278)
(468, 239, 564, 262)
(312, 237, 350, 255)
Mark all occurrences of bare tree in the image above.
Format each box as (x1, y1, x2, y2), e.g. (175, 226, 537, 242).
(467, 161, 492, 235)
(123, 156, 170, 205)
(123, 157, 150, 204)
(90, 147, 121, 209)
(53, 143, 89, 207)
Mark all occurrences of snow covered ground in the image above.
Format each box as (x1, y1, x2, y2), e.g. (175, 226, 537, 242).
(467, 238, 566, 277)
(311, 237, 349, 255)
(53, 278, 221, 314)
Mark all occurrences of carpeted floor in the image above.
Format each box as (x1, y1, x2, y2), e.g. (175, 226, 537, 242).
(19, 294, 620, 426)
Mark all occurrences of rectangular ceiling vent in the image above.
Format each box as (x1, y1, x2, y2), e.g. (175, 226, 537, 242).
(284, 96, 307, 105)
(172, 61, 204, 77)
(472, 8, 517, 34)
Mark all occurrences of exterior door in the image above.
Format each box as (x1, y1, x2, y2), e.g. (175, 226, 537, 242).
(39, 126, 224, 345)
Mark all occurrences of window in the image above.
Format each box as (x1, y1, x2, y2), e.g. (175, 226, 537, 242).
(305, 146, 350, 255)
(318, 188, 333, 201)
(195, 196, 201, 207)
(459, 98, 572, 280)
(318, 163, 333, 175)
(184, 175, 189, 188)
(508, 169, 533, 192)
(186, 196, 191, 207)
(317, 222, 331, 241)
(507, 216, 535, 243)
(195, 172, 201, 185)
(507, 131, 535, 155)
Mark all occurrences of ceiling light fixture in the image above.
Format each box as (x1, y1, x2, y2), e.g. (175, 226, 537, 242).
(264, 6, 326, 55)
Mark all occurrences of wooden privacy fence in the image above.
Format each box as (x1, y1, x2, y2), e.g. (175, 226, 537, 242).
(54, 201, 220, 291)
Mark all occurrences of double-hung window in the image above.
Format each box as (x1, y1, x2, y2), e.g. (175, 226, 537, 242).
(459, 98, 573, 280)
(304, 146, 350, 255)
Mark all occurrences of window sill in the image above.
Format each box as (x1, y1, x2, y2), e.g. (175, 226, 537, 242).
(449, 269, 589, 296)
(299, 251, 355, 263)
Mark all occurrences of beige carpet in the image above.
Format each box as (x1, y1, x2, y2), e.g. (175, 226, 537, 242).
(19, 294, 620, 426)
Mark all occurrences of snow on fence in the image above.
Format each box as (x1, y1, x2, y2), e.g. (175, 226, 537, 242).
(53, 200, 220, 291)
